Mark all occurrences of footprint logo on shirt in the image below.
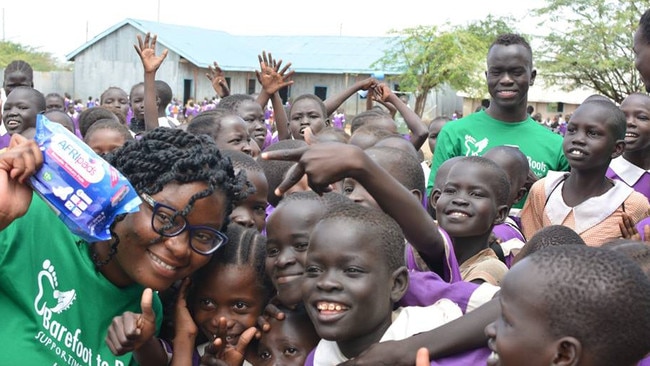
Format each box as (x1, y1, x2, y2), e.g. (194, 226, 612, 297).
(34, 259, 76, 315)
(464, 135, 489, 156)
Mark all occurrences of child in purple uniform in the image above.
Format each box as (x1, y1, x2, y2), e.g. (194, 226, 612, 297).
(606, 93, 650, 200)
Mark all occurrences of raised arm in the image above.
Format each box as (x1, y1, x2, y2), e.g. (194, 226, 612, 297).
(134, 33, 169, 131)
(373, 83, 428, 150)
(261, 142, 446, 275)
(255, 51, 294, 141)
(324, 77, 378, 116)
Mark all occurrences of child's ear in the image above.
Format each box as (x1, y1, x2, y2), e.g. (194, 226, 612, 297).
(155, 96, 161, 107)
(611, 139, 625, 159)
(410, 189, 423, 204)
(389, 267, 409, 303)
(430, 189, 441, 205)
(513, 187, 528, 206)
(551, 337, 581, 366)
(493, 204, 509, 225)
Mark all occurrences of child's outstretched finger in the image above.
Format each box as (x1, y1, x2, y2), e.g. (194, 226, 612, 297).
(275, 163, 305, 197)
(415, 347, 430, 366)
(260, 145, 308, 162)
(136, 34, 144, 51)
(264, 302, 285, 321)
(643, 224, 650, 242)
(234, 327, 256, 353)
(304, 126, 314, 145)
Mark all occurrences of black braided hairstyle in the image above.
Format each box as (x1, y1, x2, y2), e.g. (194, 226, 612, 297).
(3, 60, 34, 94)
(95, 127, 247, 265)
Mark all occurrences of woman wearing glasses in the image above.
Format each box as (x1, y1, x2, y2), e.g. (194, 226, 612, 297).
(0, 128, 246, 365)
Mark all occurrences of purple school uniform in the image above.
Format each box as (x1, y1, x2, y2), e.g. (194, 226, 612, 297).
(0, 133, 10, 149)
(607, 156, 650, 201)
(638, 356, 650, 366)
(396, 273, 499, 366)
(491, 216, 525, 267)
(406, 227, 462, 283)
(492, 217, 525, 243)
(399, 271, 479, 310)
(262, 129, 278, 150)
(332, 113, 345, 129)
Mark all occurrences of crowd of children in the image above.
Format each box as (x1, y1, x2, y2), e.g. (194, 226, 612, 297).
(2, 10, 650, 366)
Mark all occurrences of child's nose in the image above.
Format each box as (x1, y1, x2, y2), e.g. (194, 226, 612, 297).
(232, 212, 255, 228)
(316, 272, 343, 292)
(451, 195, 469, 205)
(276, 249, 296, 267)
(240, 143, 252, 154)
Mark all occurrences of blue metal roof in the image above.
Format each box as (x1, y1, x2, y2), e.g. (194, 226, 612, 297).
(66, 18, 400, 75)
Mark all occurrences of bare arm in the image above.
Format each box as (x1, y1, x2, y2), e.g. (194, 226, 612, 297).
(338, 296, 500, 366)
(374, 84, 428, 150)
(324, 77, 378, 116)
(255, 51, 294, 141)
(261, 142, 446, 275)
(134, 33, 169, 131)
(270, 92, 289, 141)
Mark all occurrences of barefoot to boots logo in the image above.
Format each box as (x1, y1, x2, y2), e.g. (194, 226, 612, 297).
(33, 259, 90, 365)
(32, 260, 127, 365)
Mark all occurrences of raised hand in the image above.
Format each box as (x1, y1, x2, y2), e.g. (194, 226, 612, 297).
(206, 61, 231, 98)
(134, 32, 169, 74)
(358, 77, 379, 92)
(200, 317, 257, 366)
(256, 51, 295, 95)
(106, 288, 157, 355)
(370, 83, 392, 103)
(261, 142, 366, 196)
(174, 278, 198, 339)
(0, 134, 42, 230)
(255, 299, 286, 337)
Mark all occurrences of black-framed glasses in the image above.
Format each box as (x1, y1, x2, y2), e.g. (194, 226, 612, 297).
(140, 193, 228, 255)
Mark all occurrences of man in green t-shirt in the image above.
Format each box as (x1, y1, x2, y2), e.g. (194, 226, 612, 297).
(427, 33, 569, 209)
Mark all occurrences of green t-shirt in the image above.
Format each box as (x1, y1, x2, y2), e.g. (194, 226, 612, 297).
(0, 194, 162, 365)
(426, 110, 569, 209)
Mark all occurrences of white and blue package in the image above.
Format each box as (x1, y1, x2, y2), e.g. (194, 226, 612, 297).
(30, 115, 142, 242)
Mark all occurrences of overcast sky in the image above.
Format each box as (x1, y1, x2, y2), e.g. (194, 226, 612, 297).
(2, 0, 546, 61)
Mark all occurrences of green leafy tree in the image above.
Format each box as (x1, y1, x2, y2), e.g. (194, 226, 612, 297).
(0, 41, 66, 71)
(533, 0, 650, 103)
(372, 16, 515, 117)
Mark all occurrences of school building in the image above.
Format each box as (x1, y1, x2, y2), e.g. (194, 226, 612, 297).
(63, 18, 463, 120)
(5, 18, 597, 122)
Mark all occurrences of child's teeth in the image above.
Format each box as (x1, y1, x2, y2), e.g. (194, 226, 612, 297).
(328, 304, 335, 311)
(335, 305, 341, 311)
